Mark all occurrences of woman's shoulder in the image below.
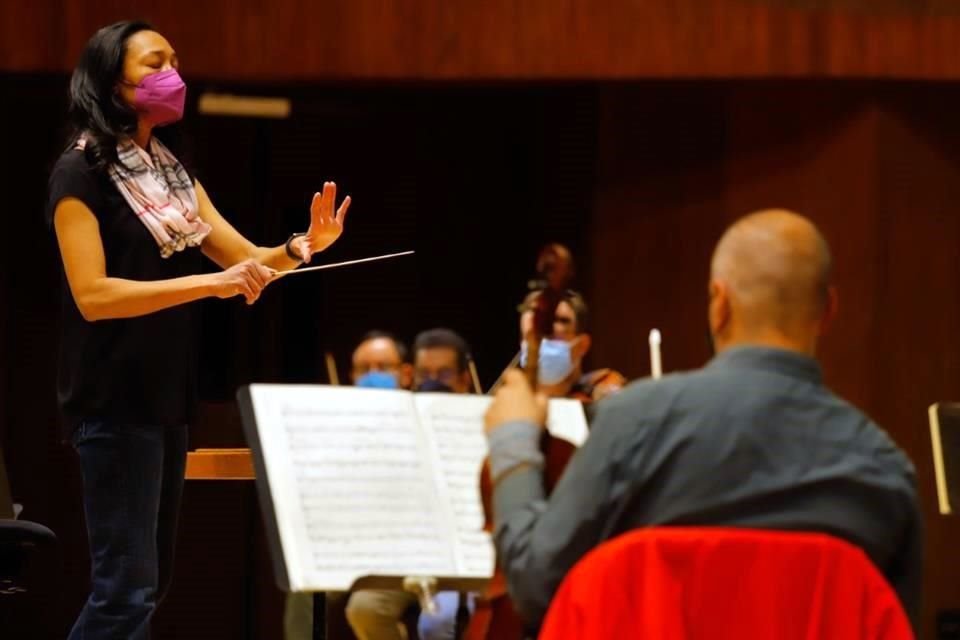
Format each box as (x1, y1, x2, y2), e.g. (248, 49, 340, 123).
(50, 146, 96, 178)
(46, 146, 107, 226)
(48, 143, 113, 196)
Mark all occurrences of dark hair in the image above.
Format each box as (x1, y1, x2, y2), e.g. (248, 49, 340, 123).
(413, 328, 471, 372)
(357, 330, 410, 364)
(521, 289, 590, 334)
(66, 21, 185, 172)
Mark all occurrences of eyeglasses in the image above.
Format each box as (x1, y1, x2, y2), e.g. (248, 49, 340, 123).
(414, 368, 459, 385)
(353, 363, 401, 376)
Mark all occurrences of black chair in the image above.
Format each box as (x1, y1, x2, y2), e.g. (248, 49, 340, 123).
(0, 519, 57, 591)
(0, 449, 59, 637)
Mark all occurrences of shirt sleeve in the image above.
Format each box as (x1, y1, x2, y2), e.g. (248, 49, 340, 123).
(487, 420, 545, 481)
(46, 152, 104, 229)
(489, 395, 645, 628)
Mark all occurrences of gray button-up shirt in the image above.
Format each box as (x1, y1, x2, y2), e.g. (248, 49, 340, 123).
(488, 346, 921, 630)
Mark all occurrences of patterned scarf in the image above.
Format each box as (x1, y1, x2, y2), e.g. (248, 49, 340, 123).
(78, 136, 212, 257)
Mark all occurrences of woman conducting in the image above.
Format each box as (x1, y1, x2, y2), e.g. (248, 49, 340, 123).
(46, 21, 350, 639)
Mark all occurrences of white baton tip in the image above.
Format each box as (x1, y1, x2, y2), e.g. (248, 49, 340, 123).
(649, 329, 662, 345)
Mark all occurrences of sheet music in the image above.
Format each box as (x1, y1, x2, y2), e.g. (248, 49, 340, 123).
(414, 394, 589, 575)
(414, 394, 496, 577)
(249, 385, 456, 591)
(545, 398, 590, 447)
(246, 385, 590, 592)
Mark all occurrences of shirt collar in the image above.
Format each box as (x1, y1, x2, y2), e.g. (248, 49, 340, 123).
(706, 345, 822, 385)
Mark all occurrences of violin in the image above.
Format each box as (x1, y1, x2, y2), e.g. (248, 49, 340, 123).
(466, 244, 579, 640)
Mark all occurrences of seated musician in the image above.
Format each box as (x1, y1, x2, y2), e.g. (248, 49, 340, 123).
(351, 330, 414, 389)
(517, 289, 625, 406)
(483, 210, 922, 635)
(285, 330, 414, 640)
(466, 289, 626, 639)
(346, 328, 473, 640)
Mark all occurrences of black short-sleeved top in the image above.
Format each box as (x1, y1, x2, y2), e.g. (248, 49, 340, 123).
(46, 148, 203, 432)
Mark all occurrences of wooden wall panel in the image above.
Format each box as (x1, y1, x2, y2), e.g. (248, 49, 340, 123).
(587, 84, 729, 379)
(4, 0, 960, 79)
(0, 2, 63, 71)
(721, 85, 881, 408)
(871, 94, 960, 636)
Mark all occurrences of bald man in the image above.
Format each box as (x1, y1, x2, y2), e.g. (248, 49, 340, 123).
(483, 210, 921, 632)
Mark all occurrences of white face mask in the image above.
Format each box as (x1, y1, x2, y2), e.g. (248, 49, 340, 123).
(520, 338, 575, 385)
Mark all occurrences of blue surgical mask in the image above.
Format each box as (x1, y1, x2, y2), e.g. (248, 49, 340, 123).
(416, 379, 454, 393)
(519, 338, 574, 386)
(355, 371, 399, 389)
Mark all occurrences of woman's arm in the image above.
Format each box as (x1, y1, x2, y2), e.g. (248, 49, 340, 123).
(195, 180, 350, 271)
(54, 197, 272, 321)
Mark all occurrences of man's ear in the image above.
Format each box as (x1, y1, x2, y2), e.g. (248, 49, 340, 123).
(817, 286, 839, 337)
(572, 333, 592, 361)
(708, 279, 731, 339)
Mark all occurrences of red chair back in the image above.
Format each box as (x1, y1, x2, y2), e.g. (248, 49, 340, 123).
(538, 527, 913, 640)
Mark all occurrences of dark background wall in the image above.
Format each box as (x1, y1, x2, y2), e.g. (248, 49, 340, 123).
(1, 1, 959, 638)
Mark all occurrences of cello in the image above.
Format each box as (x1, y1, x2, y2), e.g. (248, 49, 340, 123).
(466, 244, 579, 640)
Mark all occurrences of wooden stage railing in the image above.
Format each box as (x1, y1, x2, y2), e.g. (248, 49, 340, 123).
(185, 448, 255, 480)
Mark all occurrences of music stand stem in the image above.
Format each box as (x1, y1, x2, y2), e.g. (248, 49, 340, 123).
(312, 592, 326, 640)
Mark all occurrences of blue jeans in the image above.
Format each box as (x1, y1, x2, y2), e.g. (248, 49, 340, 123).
(418, 591, 475, 640)
(68, 419, 188, 640)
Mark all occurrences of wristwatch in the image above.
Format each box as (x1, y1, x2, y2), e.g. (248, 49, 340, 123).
(285, 232, 307, 261)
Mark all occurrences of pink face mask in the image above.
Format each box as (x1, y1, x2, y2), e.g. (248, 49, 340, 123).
(133, 69, 186, 126)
